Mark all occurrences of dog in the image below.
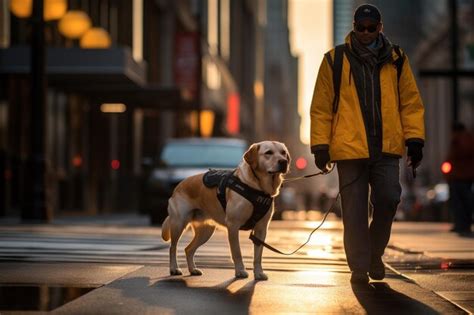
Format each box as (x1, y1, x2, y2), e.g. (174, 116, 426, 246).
(161, 141, 291, 280)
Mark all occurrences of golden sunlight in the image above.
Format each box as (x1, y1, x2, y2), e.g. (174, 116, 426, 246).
(288, 0, 333, 144)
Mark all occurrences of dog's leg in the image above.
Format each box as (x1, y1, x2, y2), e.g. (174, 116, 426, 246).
(185, 223, 216, 276)
(169, 218, 187, 276)
(252, 223, 269, 280)
(227, 224, 248, 278)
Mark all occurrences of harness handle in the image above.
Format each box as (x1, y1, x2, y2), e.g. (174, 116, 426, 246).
(282, 163, 335, 183)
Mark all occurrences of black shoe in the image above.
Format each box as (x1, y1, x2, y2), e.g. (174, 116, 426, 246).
(350, 271, 369, 283)
(369, 258, 385, 280)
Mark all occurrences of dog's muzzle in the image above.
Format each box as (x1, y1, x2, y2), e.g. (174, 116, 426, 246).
(278, 159, 289, 172)
(269, 160, 289, 174)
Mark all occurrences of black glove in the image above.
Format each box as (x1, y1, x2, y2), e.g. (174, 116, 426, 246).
(314, 150, 330, 172)
(407, 142, 423, 167)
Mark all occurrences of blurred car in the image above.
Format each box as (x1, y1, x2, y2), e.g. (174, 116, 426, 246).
(141, 137, 247, 225)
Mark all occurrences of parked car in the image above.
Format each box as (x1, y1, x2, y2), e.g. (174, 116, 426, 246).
(141, 137, 247, 225)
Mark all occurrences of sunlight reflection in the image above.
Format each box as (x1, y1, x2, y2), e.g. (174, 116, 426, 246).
(226, 280, 250, 294)
(294, 270, 336, 286)
(308, 233, 333, 246)
(306, 249, 333, 259)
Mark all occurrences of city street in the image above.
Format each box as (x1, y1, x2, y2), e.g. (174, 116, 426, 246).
(0, 214, 472, 314)
(1, 0, 473, 314)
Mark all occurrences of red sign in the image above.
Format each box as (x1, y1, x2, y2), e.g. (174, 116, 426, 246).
(174, 32, 200, 100)
(227, 93, 240, 134)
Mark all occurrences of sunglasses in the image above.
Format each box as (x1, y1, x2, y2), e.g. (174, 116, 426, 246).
(355, 24, 378, 33)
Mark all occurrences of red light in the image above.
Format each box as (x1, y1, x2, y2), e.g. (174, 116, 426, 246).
(72, 155, 82, 168)
(111, 159, 120, 170)
(226, 93, 240, 134)
(295, 157, 308, 170)
(441, 162, 452, 174)
(440, 261, 450, 270)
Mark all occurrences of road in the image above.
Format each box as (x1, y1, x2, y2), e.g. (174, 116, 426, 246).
(0, 215, 472, 314)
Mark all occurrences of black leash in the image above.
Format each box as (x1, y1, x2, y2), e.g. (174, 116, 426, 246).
(249, 163, 364, 255)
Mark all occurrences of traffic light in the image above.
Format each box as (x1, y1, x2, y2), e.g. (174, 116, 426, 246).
(111, 159, 120, 170)
(441, 161, 452, 174)
(295, 157, 307, 170)
(72, 155, 82, 168)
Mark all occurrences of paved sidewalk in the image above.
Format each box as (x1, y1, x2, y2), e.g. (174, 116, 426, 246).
(0, 217, 472, 314)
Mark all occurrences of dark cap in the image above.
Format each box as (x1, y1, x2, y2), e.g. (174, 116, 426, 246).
(354, 4, 381, 23)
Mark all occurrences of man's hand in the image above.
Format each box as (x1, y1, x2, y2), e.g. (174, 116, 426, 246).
(314, 150, 331, 172)
(407, 142, 423, 168)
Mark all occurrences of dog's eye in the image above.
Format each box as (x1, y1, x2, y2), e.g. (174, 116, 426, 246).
(265, 150, 273, 155)
(281, 151, 286, 156)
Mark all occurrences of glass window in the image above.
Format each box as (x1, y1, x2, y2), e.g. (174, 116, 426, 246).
(161, 142, 245, 168)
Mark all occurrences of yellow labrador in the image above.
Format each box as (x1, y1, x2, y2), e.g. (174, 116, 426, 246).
(161, 141, 290, 280)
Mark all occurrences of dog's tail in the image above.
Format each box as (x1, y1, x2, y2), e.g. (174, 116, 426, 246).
(161, 216, 171, 242)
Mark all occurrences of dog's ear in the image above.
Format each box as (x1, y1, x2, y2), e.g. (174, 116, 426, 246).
(244, 144, 259, 169)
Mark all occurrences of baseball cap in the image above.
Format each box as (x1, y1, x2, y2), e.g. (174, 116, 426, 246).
(354, 4, 381, 24)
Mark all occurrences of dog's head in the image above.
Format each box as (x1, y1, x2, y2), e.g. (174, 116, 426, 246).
(244, 141, 291, 176)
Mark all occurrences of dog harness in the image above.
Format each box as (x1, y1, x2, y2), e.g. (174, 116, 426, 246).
(203, 169, 274, 231)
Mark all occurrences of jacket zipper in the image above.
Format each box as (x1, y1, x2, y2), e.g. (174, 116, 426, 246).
(370, 66, 376, 136)
(363, 65, 367, 110)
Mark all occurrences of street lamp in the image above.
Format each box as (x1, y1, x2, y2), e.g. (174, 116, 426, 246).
(80, 27, 112, 49)
(191, 110, 215, 138)
(9, 0, 31, 18)
(10, 0, 67, 21)
(44, 0, 67, 21)
(58, 10, 91, 39)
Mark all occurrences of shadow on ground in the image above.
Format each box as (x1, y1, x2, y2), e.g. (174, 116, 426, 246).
(109, 275, 257, 315)
(351, 282, 438, 314)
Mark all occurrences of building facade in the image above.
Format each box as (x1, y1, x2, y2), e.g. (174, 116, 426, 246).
(0, 0, 300, 219)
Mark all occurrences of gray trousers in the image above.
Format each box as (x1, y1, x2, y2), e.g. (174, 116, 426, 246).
(337, 157, 401, 272)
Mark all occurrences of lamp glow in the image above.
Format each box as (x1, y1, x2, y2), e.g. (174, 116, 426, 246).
(44, 0, 67, 21)
(441, 161, 452, 174)
(190, 110, 215, 137)
(10, 0, 67, 20)
(58, 10, 91, 39)
(10, 0, 31, 18)
(80, 27, 112, 49)
(296, 157, 308, 170)
(100, 103, 126, 113)
(200, 110, 215, 138)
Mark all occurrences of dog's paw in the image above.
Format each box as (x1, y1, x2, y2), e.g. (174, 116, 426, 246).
(170, 268, 183, 276)
(235, 270, 249, 278)
(254, 272, 268, 281)
(189, 268, 203, 276)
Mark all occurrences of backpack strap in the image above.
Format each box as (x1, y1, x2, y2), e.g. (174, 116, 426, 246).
(325, 44, 404, 113)
(324, 44, 345, 114)
(393, 45, 405, 82)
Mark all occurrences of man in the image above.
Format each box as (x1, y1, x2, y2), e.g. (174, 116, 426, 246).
(444, 122, 474, 236)
(310, 4, 425, 283)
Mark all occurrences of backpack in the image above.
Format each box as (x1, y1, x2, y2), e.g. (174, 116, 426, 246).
(324, 44, 405, 114)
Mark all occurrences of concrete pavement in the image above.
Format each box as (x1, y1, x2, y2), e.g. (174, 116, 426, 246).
(0, 215, 472, 314)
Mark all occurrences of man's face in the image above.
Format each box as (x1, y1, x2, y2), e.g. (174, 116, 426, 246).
(353, 19, 382, 45)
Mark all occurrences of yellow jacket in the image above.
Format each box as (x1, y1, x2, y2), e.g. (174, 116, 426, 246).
(310, 35, 425, 160)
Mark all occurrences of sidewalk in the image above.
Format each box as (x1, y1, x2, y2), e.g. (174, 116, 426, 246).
(0, 216, 472, 314)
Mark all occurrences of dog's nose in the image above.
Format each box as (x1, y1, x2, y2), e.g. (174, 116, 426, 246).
(278, 159, 288, 170)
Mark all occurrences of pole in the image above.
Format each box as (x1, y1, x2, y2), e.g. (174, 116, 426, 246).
(450, 0, 459, 123)
(196, 2, 203, 137)
(22, 0, 49, 222)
